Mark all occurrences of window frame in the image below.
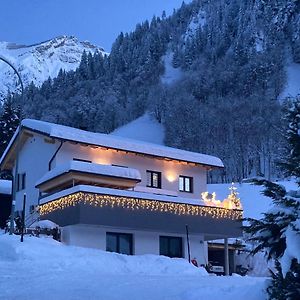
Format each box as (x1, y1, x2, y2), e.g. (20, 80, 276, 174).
(179, 175, 193, 193)
(146, 170, 162, 189)
(106, 232, 133, 255)
(159, 236, 183, 258)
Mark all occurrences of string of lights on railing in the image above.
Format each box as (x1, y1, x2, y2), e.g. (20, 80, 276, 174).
(39, 192, 243, 220)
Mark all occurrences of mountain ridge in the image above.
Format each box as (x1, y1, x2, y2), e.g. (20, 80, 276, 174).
(0, 35, 107, 101)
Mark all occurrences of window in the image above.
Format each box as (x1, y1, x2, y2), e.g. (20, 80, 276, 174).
(17, 173, 26, 191)
(146, 170, 161, 188)
(106, 232, 133, 255)
(160, 236, 183, 258)
(179, 176, 193, 193)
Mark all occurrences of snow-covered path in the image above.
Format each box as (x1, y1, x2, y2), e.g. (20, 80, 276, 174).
(0, 235, 268, 300)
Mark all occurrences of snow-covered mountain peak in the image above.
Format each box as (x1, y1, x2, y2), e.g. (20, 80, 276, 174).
(0, 36, 106, 101)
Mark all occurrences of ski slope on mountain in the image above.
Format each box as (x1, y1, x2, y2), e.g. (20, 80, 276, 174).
(0, 36, 106, 101)
(0, 234, 268, 300)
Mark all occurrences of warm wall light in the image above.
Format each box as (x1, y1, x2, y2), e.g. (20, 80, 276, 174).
(165, 171, 177, 182)
(92, 148, 113, 165)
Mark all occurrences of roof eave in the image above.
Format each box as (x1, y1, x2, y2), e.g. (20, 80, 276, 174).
(0, 124, 224, 170)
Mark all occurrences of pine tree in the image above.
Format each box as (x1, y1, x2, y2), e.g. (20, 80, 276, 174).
(0, 96, 20, 179)
(280, 97, 300, 184)
(244, 98, 300, 300)
(0, 96, 20, 155)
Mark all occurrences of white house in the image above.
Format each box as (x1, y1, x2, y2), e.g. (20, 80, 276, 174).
(0, 119, 242, 272)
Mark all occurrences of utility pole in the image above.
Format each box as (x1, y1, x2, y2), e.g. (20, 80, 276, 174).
(0, 56, 24, 235)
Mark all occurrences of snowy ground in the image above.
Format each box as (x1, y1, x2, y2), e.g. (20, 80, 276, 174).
(0, 234, 268, 300)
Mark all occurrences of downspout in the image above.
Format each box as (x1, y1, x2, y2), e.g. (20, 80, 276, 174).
(48, 140, 64, 171)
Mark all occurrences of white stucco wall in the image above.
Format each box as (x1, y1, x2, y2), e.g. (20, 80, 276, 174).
(13, 133, 209, 216)
(61, 224, 208, 265)
(14, 134, 58, 213)
(54, 142, 207, 199)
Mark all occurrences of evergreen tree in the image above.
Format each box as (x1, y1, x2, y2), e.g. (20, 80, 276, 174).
(0, 95, 20, 179)
(244, 98, 300, 300)
(0, 95, 20, 156)
(280, 97, 300, 184)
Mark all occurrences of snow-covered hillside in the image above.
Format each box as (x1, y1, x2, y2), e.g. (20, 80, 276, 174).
(279, 62, 300, 100)
(0, 36, 106, 100)
(208, 179, 298, 220)
(0, 234, 268, 300)
(111, 113, 165, 145)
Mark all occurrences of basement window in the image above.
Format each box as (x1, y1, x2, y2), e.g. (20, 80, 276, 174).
(160, 236, 183, 258)
(106, 232, 133, 255)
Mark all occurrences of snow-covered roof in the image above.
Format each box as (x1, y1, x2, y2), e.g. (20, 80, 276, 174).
(0, 179, 12, 195)
(7, 119, 223, 168)
(36, 161, 141, 187)
(39, 184, 208, 207)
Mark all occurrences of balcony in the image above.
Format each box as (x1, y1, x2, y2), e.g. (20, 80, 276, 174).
(36, 161, 141, 194)
(38, 184, 243, 240)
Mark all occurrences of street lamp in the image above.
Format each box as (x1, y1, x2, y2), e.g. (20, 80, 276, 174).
(0, 55, 24, 234)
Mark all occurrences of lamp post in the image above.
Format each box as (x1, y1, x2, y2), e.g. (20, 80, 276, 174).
(0, 55, 24, 234)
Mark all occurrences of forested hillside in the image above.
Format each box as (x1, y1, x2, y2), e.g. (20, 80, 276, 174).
(1, 0, 300, 182)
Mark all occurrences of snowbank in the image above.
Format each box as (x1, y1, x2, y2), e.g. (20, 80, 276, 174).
(0, 234, 268, 300)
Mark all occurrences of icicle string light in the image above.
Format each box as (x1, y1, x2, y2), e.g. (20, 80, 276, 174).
(39, 192, 243, 220)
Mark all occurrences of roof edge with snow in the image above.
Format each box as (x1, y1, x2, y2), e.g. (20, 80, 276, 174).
(0, 119, 224, 169)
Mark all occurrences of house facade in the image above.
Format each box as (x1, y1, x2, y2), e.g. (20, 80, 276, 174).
(0, 119, 242, 270)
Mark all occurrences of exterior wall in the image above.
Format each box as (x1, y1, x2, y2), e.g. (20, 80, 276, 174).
(14, 134, 58, 214)
(61, 224, 208, 265)
(13, 133, 209, 217)
(54, 142, 207, 199)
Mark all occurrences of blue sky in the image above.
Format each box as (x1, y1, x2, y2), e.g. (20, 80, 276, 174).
(1, 0, 190, 51)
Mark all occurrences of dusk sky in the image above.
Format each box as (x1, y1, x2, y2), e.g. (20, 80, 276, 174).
(1, 0, 190, 51)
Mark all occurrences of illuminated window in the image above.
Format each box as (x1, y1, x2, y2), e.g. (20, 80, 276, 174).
(179, 176, 193, 193)
(146, 170, 161, 189)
